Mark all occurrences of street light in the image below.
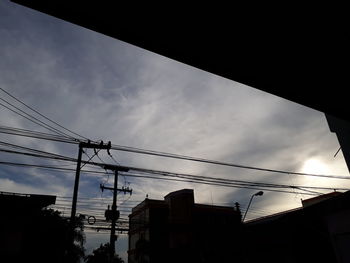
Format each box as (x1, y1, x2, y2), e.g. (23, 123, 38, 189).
(242, 191, 264, 222)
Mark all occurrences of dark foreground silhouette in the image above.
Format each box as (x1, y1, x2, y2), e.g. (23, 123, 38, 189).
(85, 243, 124, 263)
(0, 192, 84, 263)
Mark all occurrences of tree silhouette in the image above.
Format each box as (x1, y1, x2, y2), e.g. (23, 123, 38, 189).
(63, 212, 86, 263)
(85, 243, 124, 263)
(34, 209, 86, 263)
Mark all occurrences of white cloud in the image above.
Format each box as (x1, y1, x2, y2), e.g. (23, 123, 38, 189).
(0, 177, 68, 196)
(1, 0, 350, 258)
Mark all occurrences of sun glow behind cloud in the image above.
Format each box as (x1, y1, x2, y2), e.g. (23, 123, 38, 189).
(299, 157, 349, 195)
(302, 158, 331, 175)
(2, 2, 350, 261)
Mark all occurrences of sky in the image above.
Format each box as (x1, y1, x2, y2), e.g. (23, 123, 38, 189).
(1, 1, 350, 261)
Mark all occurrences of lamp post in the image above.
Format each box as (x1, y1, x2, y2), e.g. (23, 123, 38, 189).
(242, 191, 264, 222)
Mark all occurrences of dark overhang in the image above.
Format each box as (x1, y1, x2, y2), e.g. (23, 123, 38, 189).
(0, 191, 56, 211)
(10, 2, 350, 122)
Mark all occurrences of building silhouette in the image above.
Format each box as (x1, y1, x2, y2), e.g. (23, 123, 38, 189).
(0, 191, 61, 263)
(244, 190, 350, 263)
(128, 189, 243, 263)
(326, 114, 350, 173)
(128, 189, 350, 263)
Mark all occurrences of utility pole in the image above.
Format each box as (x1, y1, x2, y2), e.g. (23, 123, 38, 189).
(70, 141, 111, 242)
(70, 142, 83, 223)
(100, 164, 132, 262)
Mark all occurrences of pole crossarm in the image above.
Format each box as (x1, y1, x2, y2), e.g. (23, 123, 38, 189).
(100, 184, 132, 194)
(103, 164, 130, 172)
(85, 226, 129, 232)
(80, 140, 111, 150)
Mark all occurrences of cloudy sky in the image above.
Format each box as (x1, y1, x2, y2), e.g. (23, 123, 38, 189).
(1, 1, 350, 261)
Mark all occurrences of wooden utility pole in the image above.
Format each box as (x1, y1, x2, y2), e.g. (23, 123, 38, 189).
(101, 164, 131, 261)
(70, 143, 83, 223)
(70, 141, 111, 239)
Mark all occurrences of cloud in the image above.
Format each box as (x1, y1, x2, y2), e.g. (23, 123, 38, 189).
(1, 0, 349, 202)
(0, 176, 69, 196)
(1, 0, 350, 256)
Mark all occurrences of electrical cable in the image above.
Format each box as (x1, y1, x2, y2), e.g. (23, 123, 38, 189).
(0, 98, 76, 140)
(0, 101, 76, 139)
(108, 152, 128, 186)
(0, 140, 72, 160)
(81, 149, 101, 169)
(0, 125, 77, 144)
(109, 143, 350, 179)
(0, 87, 89, 140)
(1, 159, 349, 196)
(1, 125, 348, 180)
(0, 142, 349, 194)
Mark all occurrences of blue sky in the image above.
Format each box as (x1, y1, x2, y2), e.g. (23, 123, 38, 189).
(1, 1, 350, 261)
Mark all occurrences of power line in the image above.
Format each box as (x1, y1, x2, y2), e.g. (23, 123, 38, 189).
(0, 149, 78, 172)
(120, 171, 348, 192)
(0, 160, 312, 195)
(0, 146, 348, 201)
(1, 125, 348, 180)
(0, 159, 340, 192)
(0, 98, 76, 140)
(117, 173, 331, 196)
(0, 125, 77, 144)
(0, 142, 349, 194)
(0, 148, 75, 162)
(0, 101, 76, 139)
(109, 143, 350, 179)
(81, 149, 102, 169)
(0, 87, 89, 140)
(0, 159, 349, 196)
(108, 152, 128, 185)
(0, 140, 73, 160)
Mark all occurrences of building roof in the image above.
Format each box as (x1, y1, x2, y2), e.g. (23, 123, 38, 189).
(0, 191, 56, 212)
(130, 189, 239, 217)
(131, 198, 167, 215)
(164, 189, 194, 200)
(245, 207, 302, 225)
(301, 191, 342, 207)
(245, 191, 350, 225)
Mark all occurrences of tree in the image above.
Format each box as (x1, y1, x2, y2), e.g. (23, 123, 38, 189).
(63, 212, 86, 263)
(85, 243, 124, 263)
(22, 208, 85, 263)
(40, 209, 86, 263)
